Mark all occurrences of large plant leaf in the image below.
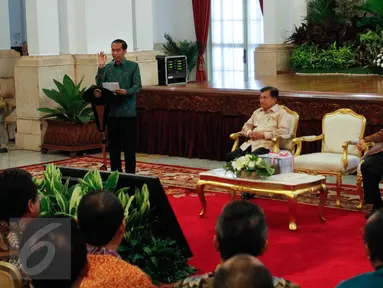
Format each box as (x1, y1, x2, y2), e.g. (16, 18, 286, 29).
(69, 186, 83, 217)
(76, 115, 91, 124)
(79, 107, 94, 117)
(105, 171, 119, 192)
(63, 74, 76, 99)
(53, 79, 66, 94)
(355, 0, 383, 15)
(42, 88, 70, 110)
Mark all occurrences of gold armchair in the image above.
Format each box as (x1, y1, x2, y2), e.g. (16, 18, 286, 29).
(230, 105, 299, 154)
(292, 108, 366, 207)
(0, 261, 23, 288)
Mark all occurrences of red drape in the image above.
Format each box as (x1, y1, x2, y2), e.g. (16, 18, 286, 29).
(259, 0, 263, 14)
(192, 0, 211, 82)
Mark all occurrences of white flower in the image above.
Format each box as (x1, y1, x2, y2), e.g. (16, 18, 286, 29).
(378, 59, 381, 64)
(248, 161, 255, 168)
(232, 161, 241, 171)
(381, 63, 383, 68)
(374, 60, 377, 64)
(236, 156, 247, 168)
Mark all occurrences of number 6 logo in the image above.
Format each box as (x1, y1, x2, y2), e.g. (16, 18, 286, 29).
(19, 223, 62, 276)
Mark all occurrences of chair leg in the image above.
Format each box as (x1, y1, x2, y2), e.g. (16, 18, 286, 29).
(356, 172, 364, 209)
(336, 174, 342, 207)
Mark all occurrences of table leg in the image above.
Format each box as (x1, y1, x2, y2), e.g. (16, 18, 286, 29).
(288, 196, 297, 231)
(196, 180, 207, 218)
(319, 183, 328, 222)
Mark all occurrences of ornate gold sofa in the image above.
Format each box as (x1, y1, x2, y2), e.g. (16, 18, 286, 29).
(292, 109, 366, 207)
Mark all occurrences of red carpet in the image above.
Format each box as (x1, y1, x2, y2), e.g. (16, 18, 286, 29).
(13, 157, 372, 286)
(168, 192, 371, 288)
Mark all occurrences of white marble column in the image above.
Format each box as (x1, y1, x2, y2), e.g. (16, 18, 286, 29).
(25, 0, 60, 56)
(15, 0, 75, 150)
(133, 0, 154, 50)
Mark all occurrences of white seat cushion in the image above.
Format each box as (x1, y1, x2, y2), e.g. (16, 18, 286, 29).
(294, 153, 360, 172)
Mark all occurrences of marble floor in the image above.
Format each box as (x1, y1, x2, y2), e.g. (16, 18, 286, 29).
(0, 145, 359, 186)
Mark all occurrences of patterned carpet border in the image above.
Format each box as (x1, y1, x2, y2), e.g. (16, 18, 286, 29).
(10, 156, 371, 212)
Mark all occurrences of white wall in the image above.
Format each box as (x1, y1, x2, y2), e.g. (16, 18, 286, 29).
(84, 0, 134, 54)
(292, 0, 307, 28)
(153, 0, 196, 44)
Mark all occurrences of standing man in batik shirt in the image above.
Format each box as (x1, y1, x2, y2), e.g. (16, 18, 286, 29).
(226, 86, 289, 162)
(96, 39, 142, 173)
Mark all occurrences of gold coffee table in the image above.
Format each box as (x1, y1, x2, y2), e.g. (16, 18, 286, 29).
(197, 169, 328, 231)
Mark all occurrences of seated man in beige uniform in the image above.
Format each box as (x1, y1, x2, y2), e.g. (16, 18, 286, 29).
(227, 86, 289, 162)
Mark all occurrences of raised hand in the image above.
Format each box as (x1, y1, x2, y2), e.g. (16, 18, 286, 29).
(98, 51, 107, 68)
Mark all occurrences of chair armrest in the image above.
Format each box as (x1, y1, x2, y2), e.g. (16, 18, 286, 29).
(347, 140, 374, 157)
(230, 132, 248, 152)
(292, 134, 324, 156)
(230, 132, 245, 140)
(342, 140, 359, 170)
(271, 134, 292, 153)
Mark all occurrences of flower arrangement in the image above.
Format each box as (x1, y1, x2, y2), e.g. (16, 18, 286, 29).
(224, 154, 275, 178)
(372, 49, 383, 74)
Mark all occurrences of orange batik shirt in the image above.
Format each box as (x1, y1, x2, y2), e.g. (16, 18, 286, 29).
(80, 254, 156, 288)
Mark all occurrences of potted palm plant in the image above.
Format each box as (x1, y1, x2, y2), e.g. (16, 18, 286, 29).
(38, 75, 101, 156)
(162, 34, 200, 80)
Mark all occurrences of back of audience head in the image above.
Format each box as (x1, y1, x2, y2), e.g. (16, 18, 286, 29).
(364, 208, 383, 269)
(19, 216, 87, 288)
(77, 190, 125, 247)
(215, 200, 267, 260)
(0, 168, 39, 222)
(213, 254, 273, 288)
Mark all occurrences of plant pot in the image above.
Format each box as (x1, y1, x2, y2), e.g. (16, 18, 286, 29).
(41, 119, 103, 155)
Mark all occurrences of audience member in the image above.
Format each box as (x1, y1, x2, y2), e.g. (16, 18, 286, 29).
(77, 190, 156, 287)
(213, 254, 273, 288)
(0, 169, 40, 272)
(337, 209, 383, 287)
(176, 200, 299, 288)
